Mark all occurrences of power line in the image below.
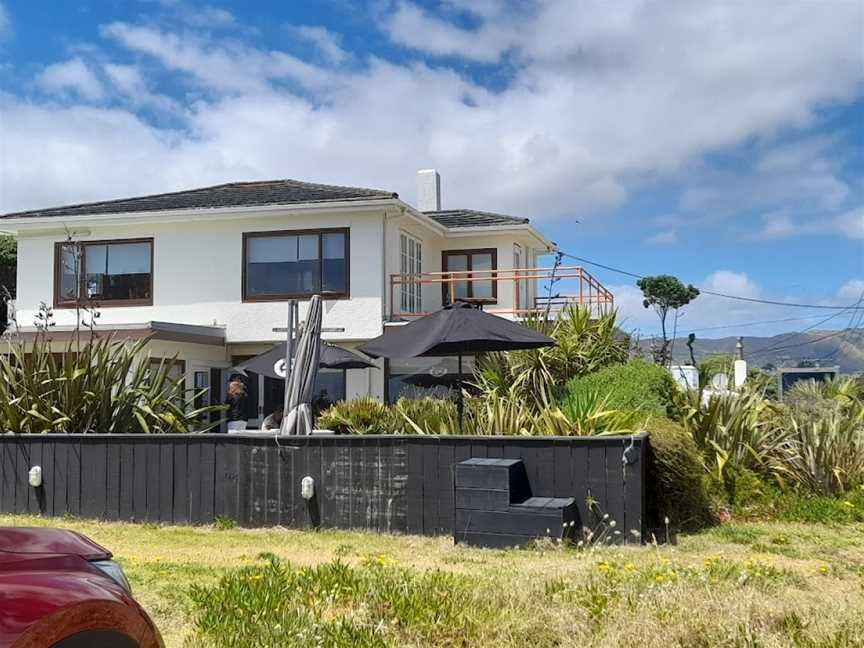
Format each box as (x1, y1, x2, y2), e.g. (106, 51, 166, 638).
(747, 327, 856, 358)
(558, 251, 864, 311)
(680, 314, 835, 333)
(746, 292, 864, 358)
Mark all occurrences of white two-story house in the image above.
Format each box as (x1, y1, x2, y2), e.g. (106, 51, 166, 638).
(2, 170, 613, 426)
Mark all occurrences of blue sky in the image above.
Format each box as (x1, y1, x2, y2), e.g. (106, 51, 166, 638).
(0, 0, 862, 338)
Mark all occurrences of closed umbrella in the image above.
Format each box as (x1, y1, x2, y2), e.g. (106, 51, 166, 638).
(359, 302, 555, 431)
(280, 295, 323, 436)
(238, 342, 375, 380)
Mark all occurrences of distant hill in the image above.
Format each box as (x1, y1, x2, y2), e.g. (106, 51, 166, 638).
(637, 329, 864, 373)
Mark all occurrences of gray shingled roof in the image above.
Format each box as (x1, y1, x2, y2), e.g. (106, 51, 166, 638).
(0, 179, 397, 219)
(425, 208, 530, 229)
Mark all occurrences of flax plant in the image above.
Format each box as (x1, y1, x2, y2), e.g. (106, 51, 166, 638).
(0, 335, 221, 434)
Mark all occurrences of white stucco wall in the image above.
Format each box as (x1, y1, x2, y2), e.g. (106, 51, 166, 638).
(15, 209, 387, 343)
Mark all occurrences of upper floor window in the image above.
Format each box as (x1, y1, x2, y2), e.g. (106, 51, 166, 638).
(243, 228, 349, 301)
(55, 239, 153, 307)
(442, 248, 497, 305)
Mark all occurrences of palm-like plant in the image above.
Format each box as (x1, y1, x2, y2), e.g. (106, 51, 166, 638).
(475, 306, 628, 409)
(675, 387, 795, 482)
(0, 335, 221, 433)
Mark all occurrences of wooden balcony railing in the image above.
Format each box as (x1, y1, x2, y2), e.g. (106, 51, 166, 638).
(389, 265, 614, 320)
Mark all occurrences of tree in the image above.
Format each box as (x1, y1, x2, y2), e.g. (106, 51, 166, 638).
(637, 275, 699, 365)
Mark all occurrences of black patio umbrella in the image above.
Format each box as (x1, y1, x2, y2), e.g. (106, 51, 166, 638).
(358, 302, 555, 431)
(238, 342, 376, 380)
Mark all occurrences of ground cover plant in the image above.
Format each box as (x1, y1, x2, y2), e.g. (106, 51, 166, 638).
(3, 514, 862, 648)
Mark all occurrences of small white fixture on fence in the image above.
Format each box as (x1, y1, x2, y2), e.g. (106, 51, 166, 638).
(28, 466, 42, 488)
(301, 476, 315, 500)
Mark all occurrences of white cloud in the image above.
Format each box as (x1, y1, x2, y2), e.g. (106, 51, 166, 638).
(756, 207, 864, 241)
(833, 208, 864, 240)
(184, 6, 237, 30)
(838, 279, 864, 303)
(0, 1, 860, 226)
(286, 25, 348, 64)
(35, 58, 105, 100)
(646, 229, 677, 245)
(101, 22, 334, 94)
(102, 63, 180, 112)
(383, 1, 519, 63)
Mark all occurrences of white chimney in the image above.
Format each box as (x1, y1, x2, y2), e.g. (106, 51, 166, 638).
(416, 169, 441, 212)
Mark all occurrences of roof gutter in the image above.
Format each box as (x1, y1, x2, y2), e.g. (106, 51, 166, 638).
(445, 223, 554, 250)
(0, 197, 403, 234)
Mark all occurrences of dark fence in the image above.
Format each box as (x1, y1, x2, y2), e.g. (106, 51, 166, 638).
(0, 433, 647, 542)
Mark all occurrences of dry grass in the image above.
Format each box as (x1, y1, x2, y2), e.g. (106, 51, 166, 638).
(2, 514, 863, 647)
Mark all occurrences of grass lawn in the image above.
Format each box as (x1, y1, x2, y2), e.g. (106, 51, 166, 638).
(3, 514, 864, 647)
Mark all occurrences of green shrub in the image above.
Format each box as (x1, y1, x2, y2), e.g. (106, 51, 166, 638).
(563, 359, 678, 418)
(316, 398, 396, 434)
(0, 335, 219, 433)
(392, 397, 459, 434)
(644, 417, 712, 534)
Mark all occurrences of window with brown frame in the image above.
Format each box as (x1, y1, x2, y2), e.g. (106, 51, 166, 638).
(243, 228, 350, 301)
(54, 239, 153, 307)
(441, 248, 497, 305)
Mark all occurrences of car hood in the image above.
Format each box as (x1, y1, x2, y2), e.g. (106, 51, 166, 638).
(0, 528, 111, 560)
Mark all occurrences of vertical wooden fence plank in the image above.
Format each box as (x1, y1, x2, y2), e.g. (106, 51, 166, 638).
(145, 441, 161, 522)
(307, 439, 322, 528)
(277, 445, 295, 527)
(239, 441, 258, 527)
(133, 441, 148, 522)
(285, 441, 306, 528)
(187, 440, 202, 524)
(42, 440, 55, 516)
(14, 442, 30, 514)
(53, 440, 70, 516)
(587, 442, 608, 528)
(348, 439, 364, 530)
(623, 435, 647, 543)
(119, 441, 135, 521)
(535, 442, 556, 497)
(421, 440, 439, 536)
(1, 440, 17, 513)
(26, 441, 42, 514)
(172, 439, 189, 524)
(436, 440, 455, 534)
(605, 441, 626, 543)
(406, 439, 424, 534)
(67, 440, 82, 517)
(200, 440, 216, 524)
(319, 439, 336, 528)
(105, 441, 121, 520)
(157, 442, 173, 523)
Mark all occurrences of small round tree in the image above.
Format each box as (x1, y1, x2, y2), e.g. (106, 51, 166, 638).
(637, 275, 699, 365)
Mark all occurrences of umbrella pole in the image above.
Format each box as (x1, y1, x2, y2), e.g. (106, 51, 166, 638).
(282, 299, 297, 434)
(457, 351, 464, 434)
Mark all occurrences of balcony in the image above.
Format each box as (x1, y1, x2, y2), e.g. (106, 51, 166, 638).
(388, 265, 614, 320)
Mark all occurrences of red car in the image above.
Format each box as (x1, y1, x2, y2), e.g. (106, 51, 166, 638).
(0, 527, 163, 648)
